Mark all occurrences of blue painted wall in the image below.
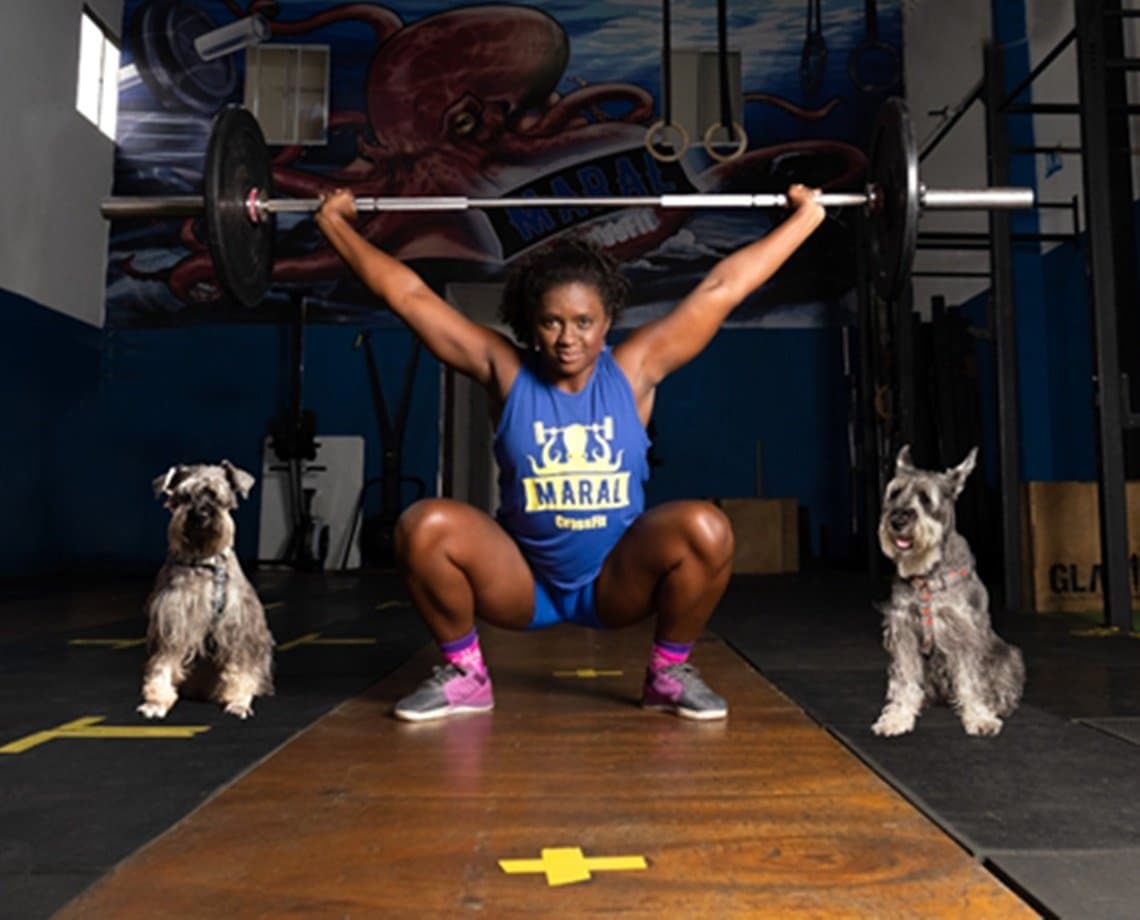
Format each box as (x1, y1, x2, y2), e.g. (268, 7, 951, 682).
(1, 288, 440, 577)
(963, 220, 1101, 491)
(975, 0, 1110, 486)
(990, 0, 1057, 482)
(647, 328, 852, 556)
(3, 286, 855, 576)
(3, 291, 102, 574)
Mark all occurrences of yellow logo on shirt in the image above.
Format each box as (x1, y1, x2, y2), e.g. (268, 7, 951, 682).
(522, 417, 630, 513)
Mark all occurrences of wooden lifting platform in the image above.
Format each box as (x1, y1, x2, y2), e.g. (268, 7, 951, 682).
(59, 621, 1033, 916)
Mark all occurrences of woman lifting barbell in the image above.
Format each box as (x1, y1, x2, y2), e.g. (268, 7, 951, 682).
(315, 183, 825, 722)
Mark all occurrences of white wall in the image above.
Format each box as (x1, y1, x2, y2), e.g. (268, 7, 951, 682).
(1023, 0, 1140, 237)
(1024, 0, 1083, 239)
(905, 0, 1140, 312)
(0, 0, 123, 326)
(903, 0, 995, 314)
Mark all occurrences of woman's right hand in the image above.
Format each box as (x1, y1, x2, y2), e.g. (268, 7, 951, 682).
(785, 183, 825, 221)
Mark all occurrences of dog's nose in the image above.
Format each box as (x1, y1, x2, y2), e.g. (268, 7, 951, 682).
(888, 508, 914, 531)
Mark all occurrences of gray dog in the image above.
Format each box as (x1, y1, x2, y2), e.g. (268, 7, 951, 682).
(139, 461, 274, 720)
(872, 445, 1025, 737)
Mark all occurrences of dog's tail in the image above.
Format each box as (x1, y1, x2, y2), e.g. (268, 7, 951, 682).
(986, 641, 1026, 716)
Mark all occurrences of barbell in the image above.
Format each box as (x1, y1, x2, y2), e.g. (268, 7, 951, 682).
(101, 98, 1035, 309)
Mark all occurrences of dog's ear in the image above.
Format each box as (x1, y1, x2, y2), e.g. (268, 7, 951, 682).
(153, 465, 188, 499)
(221, 460, 255, 500)
(895, 444, 915, 473)
(945, 447, 978, 497)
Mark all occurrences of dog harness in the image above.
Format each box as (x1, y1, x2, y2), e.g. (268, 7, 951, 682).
(909, 566, 971, 654)
(173, 555, 229, 627)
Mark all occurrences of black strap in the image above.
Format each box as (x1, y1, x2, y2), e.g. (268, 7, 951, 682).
(806, 0, 822, 42)
(210, 563, 227, 624)
(175, 556, 229, 624)
(801, 0, 827, 95)
(864, 0, 878, 42)
(661, 0, 673, 126)
(358, 331, 423, 524)
(717, 0, 734, 131)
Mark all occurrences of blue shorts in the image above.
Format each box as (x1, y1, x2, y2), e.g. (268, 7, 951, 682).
(527, 575, 603, 630)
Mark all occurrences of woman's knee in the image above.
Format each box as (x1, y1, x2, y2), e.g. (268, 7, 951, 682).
(677, 501, 735, 568)
(393, 498, 460, 565)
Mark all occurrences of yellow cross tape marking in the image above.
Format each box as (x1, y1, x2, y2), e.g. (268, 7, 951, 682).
(68, 638, 146, 650)
(498, 847, 647, 886)
(1070, 626, 1140, 639)
(277, 631, 321, 651)
(552, 669, 624, 678)
(1071, 626, 1118, 637)
(1, 716, 210, 754)
(276, 632, 377, 652)
(376, 600, 410, 611)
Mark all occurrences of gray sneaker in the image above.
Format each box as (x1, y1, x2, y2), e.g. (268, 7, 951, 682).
(393, 664, 494, 722)
(641, 662, 727, 720)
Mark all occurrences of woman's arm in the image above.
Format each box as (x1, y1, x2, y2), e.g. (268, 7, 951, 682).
(315, 190, 518, 392)
(615, 184, 826, 400)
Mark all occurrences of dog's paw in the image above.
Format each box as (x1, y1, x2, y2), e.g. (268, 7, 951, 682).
(962, 711, 1003, 736)
(872, 707, 916, 736)
(137, 701, 171, 719)
(223, 699, 253, 719)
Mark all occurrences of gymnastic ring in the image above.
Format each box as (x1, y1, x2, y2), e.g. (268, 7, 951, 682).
(645, 119, 689, 163)
(873, 385, 892, 421)
(848, 41, 901, 94)
(703, 120, 748, 163)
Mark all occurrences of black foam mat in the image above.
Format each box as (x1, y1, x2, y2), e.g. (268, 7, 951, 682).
(986, 849, 1140, 920)
(1077, 716, 1140, 746)
(766, 671, 1140, 852)
(711, 572, 1140, 920)
(0, 572, 428, 920)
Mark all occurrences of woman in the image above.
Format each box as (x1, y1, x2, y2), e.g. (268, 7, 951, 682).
(316, 184, 825, 721)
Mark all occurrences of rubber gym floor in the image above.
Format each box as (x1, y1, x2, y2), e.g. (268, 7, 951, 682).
(2, 570, 1137, 918)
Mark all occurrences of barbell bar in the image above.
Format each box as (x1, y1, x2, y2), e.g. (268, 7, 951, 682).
(101, 187, 1034, 219)
(101, 99, 1037, 309)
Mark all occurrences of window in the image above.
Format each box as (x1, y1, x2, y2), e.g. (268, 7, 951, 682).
(76, 7, 120, 140)
(245, 45, 330, 145)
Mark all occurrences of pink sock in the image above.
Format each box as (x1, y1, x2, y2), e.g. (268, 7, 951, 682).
(440, 629, 487, 674)
(650, 639, 692, 672)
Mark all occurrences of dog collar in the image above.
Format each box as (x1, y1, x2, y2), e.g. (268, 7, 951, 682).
(910, 566, 971, 653)
(909, 566, 970, 594)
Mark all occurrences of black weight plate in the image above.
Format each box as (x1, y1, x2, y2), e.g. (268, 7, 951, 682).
(204, 106, 273, 309)
(129, 0, 237, 114)
(868, 97, 919, 301)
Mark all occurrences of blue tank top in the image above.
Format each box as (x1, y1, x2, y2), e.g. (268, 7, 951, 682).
(494, 347, 650, 589)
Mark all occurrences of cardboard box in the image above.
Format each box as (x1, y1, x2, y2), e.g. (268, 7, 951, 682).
(718, 497, 799, 574)
(1021, 481, 1140, 613)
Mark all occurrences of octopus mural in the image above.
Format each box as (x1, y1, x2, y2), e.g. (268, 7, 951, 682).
(109, 0, 889, 323)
